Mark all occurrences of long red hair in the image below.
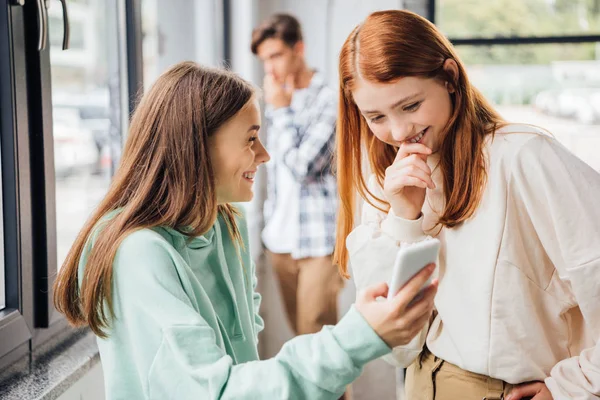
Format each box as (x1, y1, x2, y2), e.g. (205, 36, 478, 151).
(334, 10, 503, 276)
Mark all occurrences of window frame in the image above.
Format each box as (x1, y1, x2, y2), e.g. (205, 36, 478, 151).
(0, 1, 35, 369)
(26, 0, 133, 344)
(430, 0, 600, 46)
(125, 0, 143, 115)
(0, 0, 131, 368)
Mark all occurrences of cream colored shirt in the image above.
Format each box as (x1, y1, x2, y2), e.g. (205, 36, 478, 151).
(347, 125, 600, 399)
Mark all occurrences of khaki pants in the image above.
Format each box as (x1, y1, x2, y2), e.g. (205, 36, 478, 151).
(268, 252, 344, 335)
(405, 349, 517, 400)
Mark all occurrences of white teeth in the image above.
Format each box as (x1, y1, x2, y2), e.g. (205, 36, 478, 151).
(243, 172, 255, 180)
(409, 128, 427, 143)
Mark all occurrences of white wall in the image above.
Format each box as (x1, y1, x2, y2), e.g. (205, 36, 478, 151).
(155, 0, 223, 71)
(142, 0, 222, 87)
(155, 0, 196, 72)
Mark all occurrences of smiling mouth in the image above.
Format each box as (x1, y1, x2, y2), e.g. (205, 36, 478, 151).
(242, 171, 256, 182)
(407, 127, 429, 144)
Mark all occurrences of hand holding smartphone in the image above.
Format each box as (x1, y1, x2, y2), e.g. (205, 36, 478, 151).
(387, 238, 440, 300)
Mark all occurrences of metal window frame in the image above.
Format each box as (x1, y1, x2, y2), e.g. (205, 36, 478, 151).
(125, 0, 143, 115)
(223, 0, 232, 67)
(0, 1, 35, 367)
(23, 0, 131, 345)
(427, 0, 435, 23)
(0, 0, 132, 369)
(449, 35, 600, 46)
(22, 0, 60, 332)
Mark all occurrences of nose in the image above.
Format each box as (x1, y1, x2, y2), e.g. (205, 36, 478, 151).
(390, 118, 414, 143)
(255, 139, 270, 165)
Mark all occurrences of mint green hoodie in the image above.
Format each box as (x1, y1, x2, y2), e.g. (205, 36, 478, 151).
(79, 210, 390, 399)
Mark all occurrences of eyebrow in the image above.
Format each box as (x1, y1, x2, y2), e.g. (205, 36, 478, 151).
(248, 125, 260, 132)
(362, 92, 423, 115)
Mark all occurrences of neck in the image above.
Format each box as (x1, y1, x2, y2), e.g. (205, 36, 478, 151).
(294, 63, 314, 89)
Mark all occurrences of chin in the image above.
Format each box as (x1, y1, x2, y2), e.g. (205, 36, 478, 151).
(233, 192, 254, 203)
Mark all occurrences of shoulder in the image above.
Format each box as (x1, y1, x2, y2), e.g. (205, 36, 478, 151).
(111, 228, 197, 313)
(489, 123, 565, 171)
(493, 123, 600, 189)
(491, 123, 553, 151)
(119, 228, 175, 253)
(114, 228, 180, 278)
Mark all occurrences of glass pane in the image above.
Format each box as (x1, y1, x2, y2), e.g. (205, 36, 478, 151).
(141, 0, 160, 89)
(49, 0, 124, 268)
(457, 43, 600, 170)
(437, 0, 600, 38)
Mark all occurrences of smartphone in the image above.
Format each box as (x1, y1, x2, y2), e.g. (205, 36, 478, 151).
(387, 238, 440, 300)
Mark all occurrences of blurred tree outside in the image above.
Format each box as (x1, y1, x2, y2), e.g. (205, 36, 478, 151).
(436, 0, 600, 104)
(437, 0, 600, 64)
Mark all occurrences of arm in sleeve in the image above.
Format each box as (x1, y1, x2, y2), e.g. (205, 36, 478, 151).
(346, 175, 430, 368)
(114, 231, 390, 400)
(508, 135, 600, 399)
(268, 89, 336, 184)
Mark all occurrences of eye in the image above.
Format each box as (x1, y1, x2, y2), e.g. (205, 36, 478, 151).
(370, 115, 385, 124)
(249, 136, 258, 143)
(404, 101, 422, 112)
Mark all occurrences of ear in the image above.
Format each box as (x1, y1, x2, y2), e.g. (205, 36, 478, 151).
(443, 59, 459, 93)
(293, 41, 305, 57)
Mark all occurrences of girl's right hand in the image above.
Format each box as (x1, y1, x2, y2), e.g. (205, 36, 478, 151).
(355, 264, 437, 348)
(383, 142, 435, 220)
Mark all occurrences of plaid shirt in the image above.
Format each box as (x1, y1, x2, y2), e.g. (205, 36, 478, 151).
(263, 72, 338, 259)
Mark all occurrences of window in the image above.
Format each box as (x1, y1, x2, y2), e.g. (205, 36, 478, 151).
(141, 0, 159, 89)
(49, 0, 125, 269)
(437, 0, 600, 39)
(49, 15, 85, 50)
(434, 0, 600, 171)
(0, 0, 127, 364)
(0, 0, 35, 365)
(457, 43, 600, 170)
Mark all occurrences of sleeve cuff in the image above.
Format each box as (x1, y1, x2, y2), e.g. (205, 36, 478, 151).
(380, 209, 427, 243)
(332, 306, 391, 367)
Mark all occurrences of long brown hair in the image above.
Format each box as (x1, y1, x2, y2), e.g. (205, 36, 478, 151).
(54, 62, 255, 337)
(334, 10, 504, 275)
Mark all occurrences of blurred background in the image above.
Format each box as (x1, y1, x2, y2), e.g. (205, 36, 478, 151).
(0, 0, 598, 399)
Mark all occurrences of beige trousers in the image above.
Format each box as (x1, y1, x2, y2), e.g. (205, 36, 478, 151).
(405, 348, 518, 400)
(268, 252, 344, 335)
